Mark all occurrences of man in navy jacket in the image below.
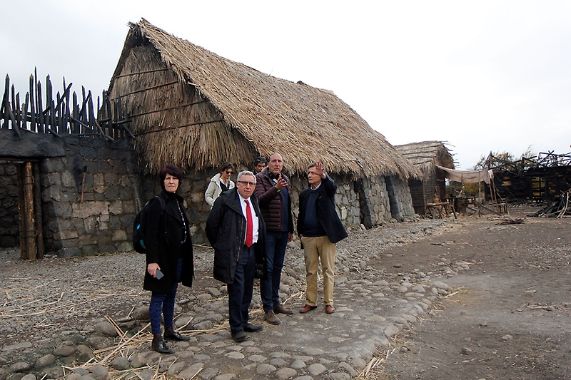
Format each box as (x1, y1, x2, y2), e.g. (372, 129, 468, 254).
(297, 161, 347, 315)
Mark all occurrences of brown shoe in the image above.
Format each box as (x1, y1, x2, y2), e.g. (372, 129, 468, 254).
(299, 304, 317, 314)
(274, 304, 293, 315)
(325, 305, 336, 314)
(264, 310, 281, 325)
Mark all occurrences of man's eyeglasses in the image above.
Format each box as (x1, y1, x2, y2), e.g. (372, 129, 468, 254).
(237, 181, 256, 186)
(225, 170, 233, 174)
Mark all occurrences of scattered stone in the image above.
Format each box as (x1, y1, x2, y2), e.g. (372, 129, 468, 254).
(461, 347, 473, 355)
(178, 363, 204, 379)
(132, 306, 149, 320)
(213, 373, 235, 380)
(330, 372, 351, 380)
(76, 344, 94, 362)
(89, 364, 109, 380)
(10, 361, 32, 373)
(290, 359, 306, 369)
(167, 361, 187, 375)
(276, 367, 298, 379)
(248, 354, 267, 362)
(2, 342, 33, 352)
(308, 363, 327, 376)
(110, 356, 130, 370)
(337, 362, 357, 376)
(225, 351, 245, 360)
(35, 354, 56, 368)
(431, 281, 450, 290)
(199, 367, 219, 379)
(501, 334, 513, 341)
(93, 320, 118, 337)
(256, 363, 277, 375)
(53, 344, 76, 357)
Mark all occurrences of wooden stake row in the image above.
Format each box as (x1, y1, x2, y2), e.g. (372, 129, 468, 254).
(0, 71, 129, 139)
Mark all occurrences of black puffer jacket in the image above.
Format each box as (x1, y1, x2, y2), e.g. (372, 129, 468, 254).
(206, 188, 266, 284)
(143, 190, 194, 293)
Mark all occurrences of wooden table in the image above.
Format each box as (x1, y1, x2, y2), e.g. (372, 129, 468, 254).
(426, 202, 453, 219)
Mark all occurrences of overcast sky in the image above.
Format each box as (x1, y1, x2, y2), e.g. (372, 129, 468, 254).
(2, 0, 570, 169)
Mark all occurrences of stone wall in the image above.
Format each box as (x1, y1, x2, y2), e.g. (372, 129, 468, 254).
(384, 175, 416, 221)
(0, 163, 19, 247)
(40, 136, 138, 256)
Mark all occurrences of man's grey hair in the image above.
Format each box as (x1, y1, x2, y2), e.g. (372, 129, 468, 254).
(237, 170, 256, 182)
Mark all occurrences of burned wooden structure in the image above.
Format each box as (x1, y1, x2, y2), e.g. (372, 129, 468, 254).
(395, 141, 454, 215)
(0, 72, 134, 259)
(491, 152, 571, 202)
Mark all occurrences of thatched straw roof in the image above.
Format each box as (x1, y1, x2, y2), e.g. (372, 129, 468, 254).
(395, 141, 455, 179)
(110, 19, 418, 178)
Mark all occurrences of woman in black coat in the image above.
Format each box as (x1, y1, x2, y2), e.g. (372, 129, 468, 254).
(143, 164, 194, 354)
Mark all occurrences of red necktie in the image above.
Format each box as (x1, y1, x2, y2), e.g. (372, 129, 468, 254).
(245, 199, 253, 247)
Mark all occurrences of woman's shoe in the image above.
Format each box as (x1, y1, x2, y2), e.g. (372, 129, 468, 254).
(152, 334, 175, 354)
(164, 329, 190, 341)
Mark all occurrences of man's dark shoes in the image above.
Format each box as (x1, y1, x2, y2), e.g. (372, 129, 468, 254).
(164, 329, 190, 341)
(152, 335, 174, 354)
(299, 304, 317, 314)
(231, 330, 249, 343)
(273, 304, 293, 315)
(264, 310, 281, 325)
(325, 305, 336, 314)
(244, 323, 263, 333)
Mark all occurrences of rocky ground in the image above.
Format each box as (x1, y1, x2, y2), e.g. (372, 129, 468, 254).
(0, 205, 569, 379)
(367, 206, 571, 380)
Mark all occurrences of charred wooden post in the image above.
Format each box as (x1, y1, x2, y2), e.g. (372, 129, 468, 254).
(18, 161, 37, 260)
(33, 162, 44, 259)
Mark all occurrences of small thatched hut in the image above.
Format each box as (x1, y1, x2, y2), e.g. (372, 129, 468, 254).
(395, 141, 454, 215)
(108, 19, 419, 241)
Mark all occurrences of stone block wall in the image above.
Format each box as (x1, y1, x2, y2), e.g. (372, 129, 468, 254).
(40, 136, 138, 256)
(391, 176, 415, 222)
(392, 176, 416, 218)
(0, 163, 19, 247)
(2, 134, 416, 257)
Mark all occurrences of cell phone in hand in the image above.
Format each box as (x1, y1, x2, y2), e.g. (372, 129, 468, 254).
(155, 269, 164, 280)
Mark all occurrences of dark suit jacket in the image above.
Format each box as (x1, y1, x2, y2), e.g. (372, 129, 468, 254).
(298, 175, 348, 244)
(206, 188, 266, 284)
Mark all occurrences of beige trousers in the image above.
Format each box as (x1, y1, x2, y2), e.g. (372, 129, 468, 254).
(301, 235, 336, 306)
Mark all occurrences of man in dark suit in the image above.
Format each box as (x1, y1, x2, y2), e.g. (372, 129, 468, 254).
(206, 170, 265, 343)
(297, 161, 348, 315)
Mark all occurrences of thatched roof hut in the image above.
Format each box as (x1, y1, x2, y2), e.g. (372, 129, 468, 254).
(395, 141, 454, 214)
(395, 141, 454, 178)
(108, 19, 417, 179)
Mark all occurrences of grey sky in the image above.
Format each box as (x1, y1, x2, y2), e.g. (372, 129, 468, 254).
(2, 0, 570, 169)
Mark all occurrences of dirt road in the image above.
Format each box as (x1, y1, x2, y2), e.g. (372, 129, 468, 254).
(370, 212, 571, 380)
